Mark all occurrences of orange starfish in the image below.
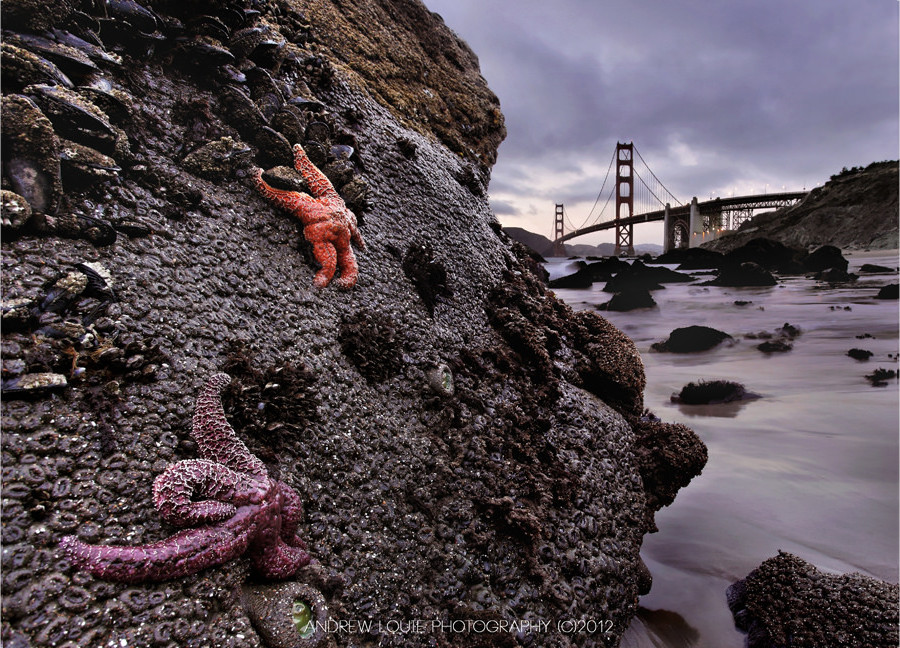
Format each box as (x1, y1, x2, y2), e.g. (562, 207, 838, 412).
(253, 144, 365, 289)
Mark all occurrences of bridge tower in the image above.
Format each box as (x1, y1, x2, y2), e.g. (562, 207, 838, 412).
(614, 142, 635, 256)
(552, 203, 566, 256)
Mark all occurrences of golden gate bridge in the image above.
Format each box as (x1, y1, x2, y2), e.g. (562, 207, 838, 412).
(552, 142, 807, 256)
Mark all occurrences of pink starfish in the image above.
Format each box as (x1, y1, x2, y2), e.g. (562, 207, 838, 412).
(253, 143, 366, 289)
(60, 373, 311, 583)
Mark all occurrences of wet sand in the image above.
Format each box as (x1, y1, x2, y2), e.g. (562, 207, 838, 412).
(549, 251, 899, 647)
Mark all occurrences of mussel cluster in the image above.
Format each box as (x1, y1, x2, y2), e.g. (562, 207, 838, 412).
(1, 0, 369, 242)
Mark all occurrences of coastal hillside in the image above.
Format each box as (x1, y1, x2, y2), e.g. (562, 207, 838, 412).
(0, 1, 704, 646)
(504, 226, 663, 258)
(704, 161, 899, 253)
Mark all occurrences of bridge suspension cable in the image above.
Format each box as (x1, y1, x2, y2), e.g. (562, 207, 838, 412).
(579, 148, 617, 230)
(633, 145, 683, 206)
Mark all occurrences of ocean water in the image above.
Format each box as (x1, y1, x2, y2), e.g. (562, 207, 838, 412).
(545, 252, 899, 648)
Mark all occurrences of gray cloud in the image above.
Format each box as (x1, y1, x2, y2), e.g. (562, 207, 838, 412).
(423, 0, 898, 244)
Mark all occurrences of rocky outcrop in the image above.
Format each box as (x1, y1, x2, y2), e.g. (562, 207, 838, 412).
(704, 161, 899, 252)
(727, 551, 899, 648)
(0, 1, 704, 647)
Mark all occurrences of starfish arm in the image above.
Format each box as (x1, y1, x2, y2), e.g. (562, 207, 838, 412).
(153, 459, 268, 527)
(351, 223, 366, 251)
(252, 169, 320, 223)
(60, 525, 254, 583)
(250, 537, 312, 580)
(276, 481, 306, 545)
(293, 144, 341, 201)
(192, 373, 267, 477)
(333, 239, 360, 290)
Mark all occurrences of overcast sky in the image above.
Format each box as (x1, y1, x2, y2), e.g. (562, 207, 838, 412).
(421, 0, 899, 246)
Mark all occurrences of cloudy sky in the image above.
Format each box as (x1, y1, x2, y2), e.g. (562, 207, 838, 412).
(421, 0, 899, 246)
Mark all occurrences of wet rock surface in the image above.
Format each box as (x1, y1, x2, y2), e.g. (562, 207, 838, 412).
(1, 1, 704, 647)
(727, 551, 899, 648)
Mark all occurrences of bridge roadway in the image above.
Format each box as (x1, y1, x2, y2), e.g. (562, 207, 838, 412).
(555, 191, 808, 244)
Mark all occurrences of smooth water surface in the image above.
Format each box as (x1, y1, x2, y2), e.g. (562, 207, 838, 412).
(547, 252, 899, 648)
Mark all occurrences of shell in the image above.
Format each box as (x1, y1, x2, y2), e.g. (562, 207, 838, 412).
(5, 33, 99, 79)
(182, 136, 252, 180)
(59, 139, 121, 188)
(1, 43, 74, 91)
(254, 126, 294, 169)
(271, 108, 306, 147)
(24, 84, 117, 155)
(1, 94, 63, 214)
(228, 26, 266, 60)
(1, 190, 33, 235)
(426, 364, 455, 397)
(104, 0, 159, 34)
(50, 29, 124, 68)
(219, 85, 268, 138)
(1, 372, 68, 399)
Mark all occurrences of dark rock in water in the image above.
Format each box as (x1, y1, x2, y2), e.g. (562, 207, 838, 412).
(814, 267, 857, 283)
(875, 283, 899, 300)
(722, 237, 806, 274)
(727, 551, 899, 648)
(860, 263, 896, 273)
(604, 259, 693, 293)
(803, 244, 849, 272)
(549, 264, 595, 289)
(706, 261, 777, 287)
(599, 288, 657, 312)
(652, 247, 725, 270)
(866, 368, 898, 387)
(672, 380, 759, 404)
(847, 348, 873, 360)
(757, 339, 792, 353)
(652, 326, 733, 353)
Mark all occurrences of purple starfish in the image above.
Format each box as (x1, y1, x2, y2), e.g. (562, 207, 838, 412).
(60, 373, 312, 583)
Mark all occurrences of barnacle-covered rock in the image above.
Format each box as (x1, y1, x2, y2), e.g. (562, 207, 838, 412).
(1, 94, 63, 214)
(1, 43, 74, 91)
(338, 309, 404, 382)
(1, 190, 33, 235)
(0, 0, 74, 32)
(182, 136, 252, 180)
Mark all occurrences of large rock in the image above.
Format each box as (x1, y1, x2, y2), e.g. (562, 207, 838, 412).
(652, 326, 734, 352)
(721, 238, 805, 274)
(727, 551, 899, 648)
(802, 244, 848, 272)
(0, 1, 704, 647)
(707, 261, 778, 287)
